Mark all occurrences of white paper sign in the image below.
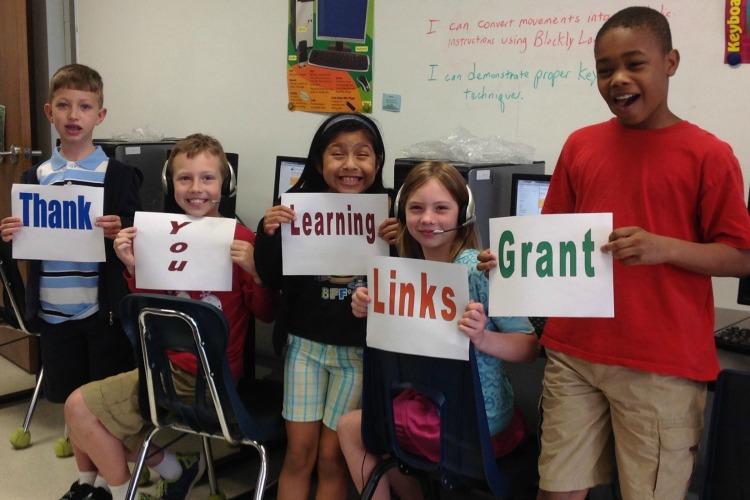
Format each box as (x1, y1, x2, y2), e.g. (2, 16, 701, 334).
(10, 184, 105, 262)
(488, 213, 614, 317)
(281, 193, 389, 275)
(366, 256, 471, 361)
(133, 212, 236, 291)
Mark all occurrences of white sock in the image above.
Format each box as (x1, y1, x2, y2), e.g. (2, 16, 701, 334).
(152, 451, 181, 482)
(108, 482, 130, 500)
(78, 471, 97, 486)
(94, 475, 110, 491)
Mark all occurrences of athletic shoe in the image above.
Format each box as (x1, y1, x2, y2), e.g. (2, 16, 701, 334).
(154, 452, 206, 500)
(60, 480, 112, 500)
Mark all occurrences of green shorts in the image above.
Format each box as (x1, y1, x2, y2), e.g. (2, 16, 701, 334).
(282, 334, 363, 430)
(538, 349, 706, 498)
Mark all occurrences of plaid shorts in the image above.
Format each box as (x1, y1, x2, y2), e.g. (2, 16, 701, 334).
(282, 334, 363, 430)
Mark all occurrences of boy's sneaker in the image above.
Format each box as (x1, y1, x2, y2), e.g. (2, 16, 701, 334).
(60, 480, 112, 500)
(155, 452, 206, 500)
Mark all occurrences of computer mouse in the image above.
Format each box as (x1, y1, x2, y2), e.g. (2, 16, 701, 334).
(357, 75, 370, 93)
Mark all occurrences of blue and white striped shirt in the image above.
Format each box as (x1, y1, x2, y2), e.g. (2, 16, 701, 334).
(36, 147, 109, 324)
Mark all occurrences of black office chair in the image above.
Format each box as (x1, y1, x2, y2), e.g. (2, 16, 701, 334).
(360, 345, 539, 499)
(1, 239, 72, 455)
(119, 293, 284, 500)
(700, 368, 750, 500)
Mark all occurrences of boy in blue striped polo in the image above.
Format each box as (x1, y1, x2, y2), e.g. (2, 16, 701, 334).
(1, 64, 141, 424)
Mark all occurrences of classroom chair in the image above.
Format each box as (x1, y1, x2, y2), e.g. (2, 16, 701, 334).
(1, 239, 73, 457)
(360, 345, 540, 499)
(700, 368, 750, 500)
(119, 293, 284, 500)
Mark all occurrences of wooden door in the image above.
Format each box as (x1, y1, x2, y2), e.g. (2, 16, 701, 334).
(1, 0, 33, 215)
(0, 0, 38, 384)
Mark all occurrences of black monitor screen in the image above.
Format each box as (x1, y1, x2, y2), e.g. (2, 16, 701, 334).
(738, 188, 750, 306)
(316, 0, 369, 43)
(274, 156, 306, 203)
(510, 173, 551, 216)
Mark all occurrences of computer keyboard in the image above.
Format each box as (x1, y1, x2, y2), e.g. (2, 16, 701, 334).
(715, 326, 750, 355)
(308, 49, 370, 72)
(529, 316, 547, 337)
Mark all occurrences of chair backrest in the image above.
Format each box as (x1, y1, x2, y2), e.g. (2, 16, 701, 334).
(701, 368, 750, 500)
(119, 293, 282, 445)
(361, 345, 538, 498)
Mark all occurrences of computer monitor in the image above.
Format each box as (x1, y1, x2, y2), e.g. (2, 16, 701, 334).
(738, 187, 750, 306)
(308, 0, 371, 72)
(316, 0, 369, 44)
(273, 155, 306, 203)
(510, 173, 551, 216)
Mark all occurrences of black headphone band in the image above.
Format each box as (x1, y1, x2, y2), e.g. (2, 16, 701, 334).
(394, 183, 475, 225)
(161, 159, 237, 198)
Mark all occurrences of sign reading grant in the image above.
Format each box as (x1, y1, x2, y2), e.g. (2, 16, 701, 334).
(11, 184, 105, 262)
(133, 212, 236, 291)
(366, 256, 471, 361)
(281, 193, 389, 275)
(488, 213, 614, 318)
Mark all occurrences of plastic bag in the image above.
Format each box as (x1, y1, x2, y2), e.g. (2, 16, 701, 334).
(400, 127, 535, 164)
(111, 125, 164, 142)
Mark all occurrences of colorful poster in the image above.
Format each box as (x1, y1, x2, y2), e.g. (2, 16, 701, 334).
(726, 0, 749, 65)
(287, 0, 374, 113)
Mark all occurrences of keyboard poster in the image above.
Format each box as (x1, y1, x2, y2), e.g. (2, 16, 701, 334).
(287, 0, 374, 114)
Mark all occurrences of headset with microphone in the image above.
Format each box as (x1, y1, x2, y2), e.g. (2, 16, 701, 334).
(161, 158, 237, 203)
(394, 182, 476, 234)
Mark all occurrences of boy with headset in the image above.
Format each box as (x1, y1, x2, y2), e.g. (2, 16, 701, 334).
(60, 134, 277, 500)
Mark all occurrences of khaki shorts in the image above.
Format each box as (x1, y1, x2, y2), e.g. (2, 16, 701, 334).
(80, 365, 196, 454)
(538, 349, 706, 499)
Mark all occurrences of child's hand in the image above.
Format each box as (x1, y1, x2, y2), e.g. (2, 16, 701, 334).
(351, 286, 371, 318)
(458, 300, 487, 349)
(113, 226, 137, 276)
(0, 216, 22, 242)
(263, 205, 295, 236)
(476, 249, 498, 276)
(231, 239, 263, 286)
(96, 215, 122, 240)
(601, 226, 668, 266)
(378, 216, 399, 245)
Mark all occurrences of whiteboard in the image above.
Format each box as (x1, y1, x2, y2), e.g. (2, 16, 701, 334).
(73, 0, 750, 308)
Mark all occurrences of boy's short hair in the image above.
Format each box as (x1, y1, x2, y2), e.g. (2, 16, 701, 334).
(596, 6, 672, 53)
(49, 64, 104, 107)
(166, 133, 229, 180)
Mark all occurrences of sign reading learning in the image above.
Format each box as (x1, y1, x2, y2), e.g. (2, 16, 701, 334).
(488, 213, 613, 317)
(10, 184, 105, 262)
(281, 193, 389, 275)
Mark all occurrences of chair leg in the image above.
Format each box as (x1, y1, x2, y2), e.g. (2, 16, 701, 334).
(9, 366, 45, 449)
(202, 437, 221, 496)
(126, 426, 161, 500)
(361, 457, 398, 500)
(249, 441, 269, 500)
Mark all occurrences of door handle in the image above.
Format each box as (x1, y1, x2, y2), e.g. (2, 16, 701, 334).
(0, 145, 42, 164)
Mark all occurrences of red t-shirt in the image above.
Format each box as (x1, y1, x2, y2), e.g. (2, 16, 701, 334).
(542, 119, 750, 381)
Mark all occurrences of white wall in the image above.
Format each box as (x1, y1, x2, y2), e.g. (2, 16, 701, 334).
(71, 0, 750, 310)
